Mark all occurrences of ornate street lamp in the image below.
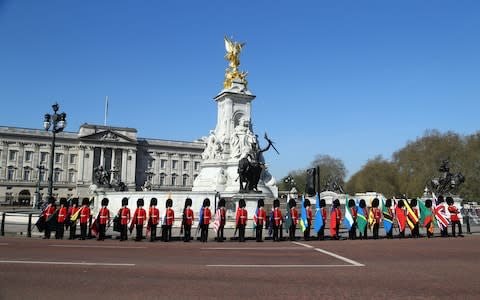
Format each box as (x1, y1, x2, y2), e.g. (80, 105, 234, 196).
(34, 165, 45, 208)
(43, 103, 67, 200)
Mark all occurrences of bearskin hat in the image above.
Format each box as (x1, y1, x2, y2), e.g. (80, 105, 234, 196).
(137, 198, 144, 207)
(359, 199, 366, 208)
(333, 199, 340, 208)
(150, 198, 157, 206)
(258, 198, 265, 208)
(410, 198, 417, 207)
(425, 199, 432, 208)
(121, 197, 129, 207)
(59, 198, 67, 206)
(397, 200, 405, 208)
(372, 198, 379, 208)
(446, 196, 454, 205)
(239, 198, 246, 208)
(166, 198, 173, 208)
(101, 198, 109, 207)
(288, 198, 296, 208)
(304, 198, 311, 208)
(385, 199, 392, 207)
(348, 199, 356, 208)
(81, 197, 89, 206)
(320, 199, 326, 207)
(47, 196, 55, 204)
(203, 198, 210, 208)
(218, 198, 226, 208)
(273, 199, 280, 208)
(184, 197, 192, 208)
(437, 195, 444, 203)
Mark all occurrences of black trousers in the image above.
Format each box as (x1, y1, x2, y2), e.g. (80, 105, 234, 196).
(80, 222, 87, 240)
(150, 224, 157, 241)
(98, 223, 106, 240)
(200, 224, 209, 242)
(135, 224, 143, 241)
(55, 222, 65, 239)
(318, 225, 325, 240)
(256, 224, 263, 242)
(238, 224, 246, 242)
(348, 223, 357, 240)
(335, 224, 340, 239)
(360, 226, 368, 239)
(184, 224, 191, 242)
(120, 224, 128, 241)
(273, 224, 280, 241)
(69, 223, 77, 239)
(426, 222, 434, 238)
(441, 226, 448, 237)
(373, 223, 379, 239)
(216, 225, 224, 242)
(412, 224, 420, 238)
(451, 221, 462, 237)
(304, 222, 311, 241)
(162, 225, 172, 242)
(289, 225, 296, 241)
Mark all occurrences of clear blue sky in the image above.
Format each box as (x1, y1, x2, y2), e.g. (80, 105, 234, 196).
(1, 1, 479, 180)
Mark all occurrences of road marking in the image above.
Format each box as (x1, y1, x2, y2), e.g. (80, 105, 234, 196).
(207, 264, 360, 268)
(0, 260, 135, 267)
(0, 243, 9, 246)
(49, 244, 146, 249)
(293, 242, 365, 267)
(201, 247, 307, 250)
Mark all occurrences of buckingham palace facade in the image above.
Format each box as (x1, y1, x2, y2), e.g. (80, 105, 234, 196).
(0, 124, 205, 205)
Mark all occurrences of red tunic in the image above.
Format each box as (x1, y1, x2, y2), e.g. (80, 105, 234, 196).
(291, 208, 299, 225)
(57, 207, 67, 223)
(306, 207, 313, 225)
(256, 208, 267, 225)
(350, 207, 357, 221)
(219, 207, 226, 225)
(395, 207, 406, 231)
(330, 208, 342, 236)
(68, 206, 79, 219)
(185, 208, 194, 225)
(165, 208, 174, 225)
(79, 206, 90, 224)
(372, 207, 381, 223)
(203, 207, 212, 224)
(148, 207, 160, 225)
(44, 205, 56, 221)
(448, 205, 460, 222)
(273, 208, 283, 226)
(99, 207, 110, 225)
(132, 208, 147, 225)
(120, 207, 131, 225)
(236, 208, 248, 225)
(321, 207, 327, 221)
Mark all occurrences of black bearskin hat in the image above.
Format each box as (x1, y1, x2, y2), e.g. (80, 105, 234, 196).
(218, 198, 226, 208)
(397, 200, 405, 208)
(320, 199, 326, 208)
(166, 198, 173, 208)
(385, 199, 392, 207)
(203, 198, 210, 208)
(437, 195, 444, 203)
(184, 198, 192, 208)
(372, 198, 379, 208)
(359, 199, 366, 208)
(446, 196, 454, 205)
(71, 197, 79, 206)
(101, 198, 109, 207)
(137, 198, 144, 207)
(333, 199, 340, 208)
(81, 197, 89, 206)
(258, 198, 265, 208)
(60, 198, 67, 206)
(288, 198, 296, 208)
(425, 199, 432, 208)
(121, 197, 129, 206)
(348, 199, 356, 208)
(239, 198, 246, 208)
(410, 198, 417, 207)
(304, 198, 311, 208)
(150, 198, 157, 206)
(273, 199, 280, 208)
(48, 196, 55, 204)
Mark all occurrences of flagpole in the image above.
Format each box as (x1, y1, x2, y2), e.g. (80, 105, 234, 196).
(104, 96, 108, 126)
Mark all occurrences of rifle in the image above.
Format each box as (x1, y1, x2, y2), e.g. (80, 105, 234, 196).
(233, 225, 238, 239)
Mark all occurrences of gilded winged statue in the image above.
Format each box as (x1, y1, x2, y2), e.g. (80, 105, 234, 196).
(224, 36, 248, 89)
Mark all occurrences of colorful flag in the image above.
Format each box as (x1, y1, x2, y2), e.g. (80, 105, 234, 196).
(213, 209, 221, 233)
(299, 195, 309, 232)
(268, 207, 274, 236)
(313, 193, 323, 233)
(253, 207, 259, 229)
(368, 208, 376, 229)
(432, 193, 449, 229)
(198, 206, 204, 225)
(356, 204, 368, 233)
(285, 194, 292, 232)
(382, 199, 393, 234)
(404, 199, 419, 230)
(418, 199, 432, 227)
(343, 195, 354, 230)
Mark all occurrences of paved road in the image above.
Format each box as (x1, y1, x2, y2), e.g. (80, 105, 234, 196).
(0, 236, 479, 299)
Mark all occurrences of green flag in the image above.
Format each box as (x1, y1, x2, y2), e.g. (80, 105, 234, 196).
(356, 203, 368, 233)
(418, 198, 432, 227)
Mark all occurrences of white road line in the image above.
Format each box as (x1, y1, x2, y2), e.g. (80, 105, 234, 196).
(49, 244, 146, 249)
(201, 247, 307, 250)
(207, 264, 360, 268)
(0, 260, 135, 266)
(292, 241, 314, 248)
(314, 248, 365, 267)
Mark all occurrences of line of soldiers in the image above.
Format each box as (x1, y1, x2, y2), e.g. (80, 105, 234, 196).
(38, 195, 464, 241)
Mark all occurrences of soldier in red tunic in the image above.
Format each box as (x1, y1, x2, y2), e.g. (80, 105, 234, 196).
(347, 199, 357, 240)
(98, 198, 110, 241)
(409, 199, 420, 238)
(317, 199, 327, 240)
(119, 197, 130, 241)
(371, 198, 382, 239)
(236, 199, 248, 242)
(42, 197, 56, 239)
(79, 198, 91, 240)
(272, 199, 283, 242)
(55, 198, 67, 239)
(182, 198, 194, 242)
(216, 198, 226, 242)
(68, 198, 79, 240)
(131, 199, 146, 241)
(447, 196, 463, 237)
(288, 198, 298, 241)
(396, 200, 407, 239)
(303, 198, 313, 241)
(200, 198, 212, 243)
(358, 199, 368, 240)
(162, 199, 174, 242)
(255, 199, 267, 242)
(330, 199, 342, 240)
(148, 198, 160, 242)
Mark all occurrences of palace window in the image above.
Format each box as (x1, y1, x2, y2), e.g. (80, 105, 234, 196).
(160, 159, 167, 169)
(9, 150, 17, 161)
(7, 167, 15, 181)
(147, 159, 154, 169)
(159, 173, 166, 186)
(183, 161, 189, 170)
(69, 154, 76, 164)
(182, 174, 189, 186)
(171, 174, 177, 186)
(55, 153, 63, 164)
(23, 168, 31, 181)
(194, 161, 200, 171)
(172, 160, 178, 170)
(68, 170, 75, 183)
(40, 152, 48, 164)
(53, 169, 62, 182)
(25, 151, 33, 162)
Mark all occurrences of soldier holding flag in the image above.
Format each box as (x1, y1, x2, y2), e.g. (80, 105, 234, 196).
(272, 199, 282, 242)
(131, 199, 146, 242)
(42, 197, 56, 239)
(79, 198, 91, 240)
(181, 198, 194, 242)
(254, 199, 266, 242)
(200, 198, 212, 243)
(162, 199, 174, 242)
(119, 197, 131, 241)
(236, 199, 248, 242)
(55, 198, 67, 240)
(214, 198, 226, 242)
(148, 198, 160, 242)
(97, 198, 110, 241)
(67, 198, 79, 240)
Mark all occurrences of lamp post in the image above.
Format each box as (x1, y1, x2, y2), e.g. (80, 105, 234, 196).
(43, 103, 67, 200)
(34, 165, 45, 209)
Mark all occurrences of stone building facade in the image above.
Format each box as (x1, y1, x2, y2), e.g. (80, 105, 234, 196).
(0, 124, 205, 205)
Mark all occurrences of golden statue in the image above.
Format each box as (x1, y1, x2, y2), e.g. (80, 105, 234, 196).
(224, 36, 248, 89)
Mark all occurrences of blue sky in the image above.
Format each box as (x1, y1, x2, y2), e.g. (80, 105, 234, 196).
(1, 1, 479, 180)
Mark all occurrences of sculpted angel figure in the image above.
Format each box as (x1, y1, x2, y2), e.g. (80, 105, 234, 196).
(224, 36, 245, 70)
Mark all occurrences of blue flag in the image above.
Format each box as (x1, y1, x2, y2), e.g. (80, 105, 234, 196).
(314, 193, 323, 232)
(199, 207, 204, 225)
(299, 195, 309, 232)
